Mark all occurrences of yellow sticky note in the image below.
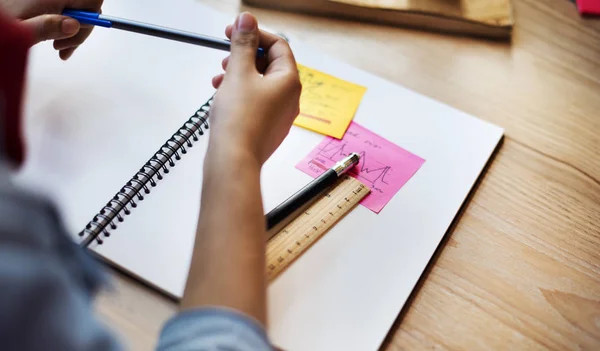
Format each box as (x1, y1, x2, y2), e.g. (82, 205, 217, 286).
(294, 64, 367, 139)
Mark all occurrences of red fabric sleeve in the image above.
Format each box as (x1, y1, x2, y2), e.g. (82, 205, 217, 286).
(0, 10, 33, 165)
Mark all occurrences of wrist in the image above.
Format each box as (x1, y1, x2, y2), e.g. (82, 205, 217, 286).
(204, 141, 262, 176)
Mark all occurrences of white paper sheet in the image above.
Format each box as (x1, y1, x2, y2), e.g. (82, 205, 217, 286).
(19, 0, 503, 350)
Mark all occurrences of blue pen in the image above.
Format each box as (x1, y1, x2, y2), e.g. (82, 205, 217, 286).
(63, 9, 265, 57)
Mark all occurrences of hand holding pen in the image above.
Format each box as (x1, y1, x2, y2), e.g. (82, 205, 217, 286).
(208, 12, 301, 166)
(3, 0, 104, 60)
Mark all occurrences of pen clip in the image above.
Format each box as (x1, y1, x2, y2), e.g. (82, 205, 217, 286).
(63, 9, 112, 28)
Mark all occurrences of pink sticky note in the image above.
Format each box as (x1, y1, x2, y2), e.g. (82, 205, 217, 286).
(296, 122, 425, 213)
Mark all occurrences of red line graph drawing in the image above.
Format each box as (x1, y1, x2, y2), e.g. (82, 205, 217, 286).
(296, 122, 425, 213)
(314, 140, 391, 194)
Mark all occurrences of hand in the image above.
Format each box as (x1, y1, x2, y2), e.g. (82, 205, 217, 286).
(1, 0, 103, 60)
(208, 12, 301, 166)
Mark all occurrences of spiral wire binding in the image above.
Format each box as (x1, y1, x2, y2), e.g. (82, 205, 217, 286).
(79, 97, 213, 247)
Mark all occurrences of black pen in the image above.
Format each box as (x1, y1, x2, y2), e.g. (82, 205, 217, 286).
(62, 10, 265, 57)
(266, 153, 360, 240)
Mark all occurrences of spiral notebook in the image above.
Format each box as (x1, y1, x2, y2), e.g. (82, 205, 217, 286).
(19, 0, 503, 350)
(77, 98, 213, 247)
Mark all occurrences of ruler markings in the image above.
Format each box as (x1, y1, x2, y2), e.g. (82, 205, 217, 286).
(266, 175, 370, 281)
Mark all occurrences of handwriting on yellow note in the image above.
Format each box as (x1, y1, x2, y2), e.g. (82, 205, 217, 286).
(294, 64, 367, 139)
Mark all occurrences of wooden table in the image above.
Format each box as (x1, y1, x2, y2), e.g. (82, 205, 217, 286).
(95, 0, 600, 349)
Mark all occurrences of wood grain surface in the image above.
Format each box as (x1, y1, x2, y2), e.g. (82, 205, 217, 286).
(243, 0, 513, 39)
(95, 0, 600, 349)
(328, 0, 512, 24)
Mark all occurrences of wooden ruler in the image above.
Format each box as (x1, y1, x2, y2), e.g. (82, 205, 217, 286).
(266, 175, 370, 281)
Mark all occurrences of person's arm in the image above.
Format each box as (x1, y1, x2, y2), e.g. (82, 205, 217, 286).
(158, 13, 300, 351)
(187, 145, 268, 318)
(0, 0, 103, 163)
(181, 13, 300, 324)
(0, 174, 123, 351)
(0, 7, 120, 351)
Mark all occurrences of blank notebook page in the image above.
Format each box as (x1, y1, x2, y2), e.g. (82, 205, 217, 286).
(19, 0, 504, 350)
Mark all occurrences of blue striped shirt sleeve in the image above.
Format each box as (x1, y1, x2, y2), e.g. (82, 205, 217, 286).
(157, 308, 274, 351)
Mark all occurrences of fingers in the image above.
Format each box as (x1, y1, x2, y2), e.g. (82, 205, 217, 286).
(222, 56, 229, 71)
(216, 12, 296, 90)
(223, 53, 268, 74)
(53, 25, 95, 60)
(212, 74, 225, 89)
(53, 27, 93, 50)
(59, 47, 77, 60)
(225, 23, 296, 76)
(228, 12, 260, 75)
(22, 15, 80, 45)
(15, 0, 104, 59)
(258, 31, 297, 76)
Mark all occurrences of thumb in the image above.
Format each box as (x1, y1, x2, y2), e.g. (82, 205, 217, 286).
(228, 12, 259, 74)
(22, 15, 80, 45)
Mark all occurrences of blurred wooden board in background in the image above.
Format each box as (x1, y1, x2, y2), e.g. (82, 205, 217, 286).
(243, 0, 514, 38)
